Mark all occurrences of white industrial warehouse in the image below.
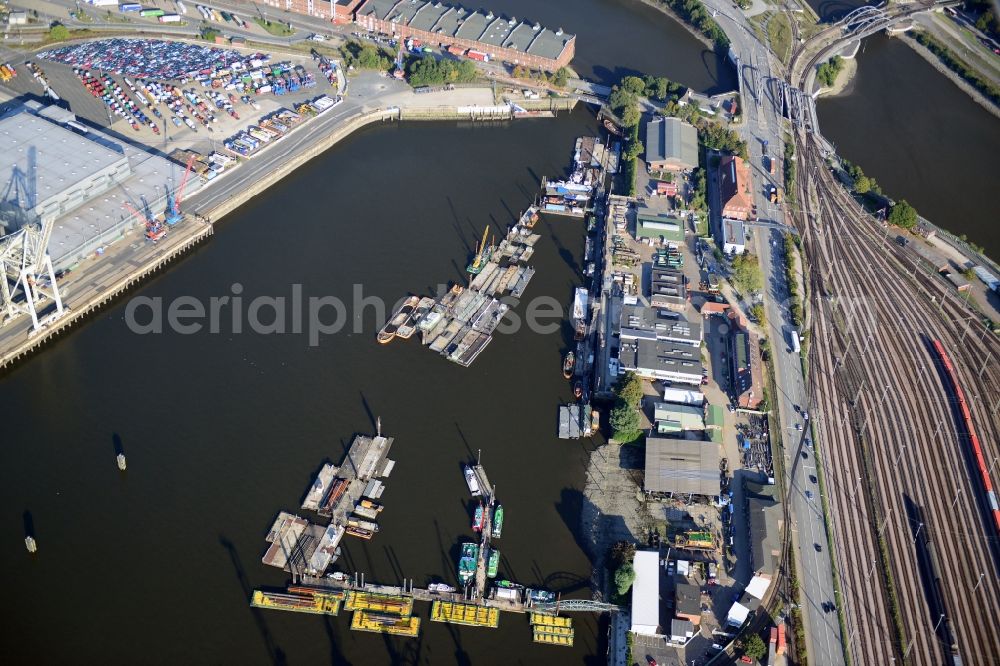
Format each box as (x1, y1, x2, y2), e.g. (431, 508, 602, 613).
(0, 101, 201, 271)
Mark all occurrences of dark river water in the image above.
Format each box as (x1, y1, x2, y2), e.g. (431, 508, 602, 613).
(0, 110, 603, 664)
(817, 35, 1000, 258)
(1, 1, 996, 664)
(486, 0, 738, 91)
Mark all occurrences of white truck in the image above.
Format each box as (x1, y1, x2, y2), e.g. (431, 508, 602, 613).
(789, 329, 801, 353)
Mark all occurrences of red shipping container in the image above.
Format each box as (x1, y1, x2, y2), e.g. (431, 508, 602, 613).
(447, 45, 465, 56)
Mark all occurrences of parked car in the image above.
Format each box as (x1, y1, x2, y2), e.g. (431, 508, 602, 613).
(805, 490, 814, 500)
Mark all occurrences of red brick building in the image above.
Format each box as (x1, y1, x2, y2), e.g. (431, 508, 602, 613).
(354, 0, 576, 71)
(719, 155, 753, 221)
(258, 0, 364, 23)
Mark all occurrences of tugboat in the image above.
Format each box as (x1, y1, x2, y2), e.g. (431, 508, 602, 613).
(487, 549, 500, 578)
(458, 543, 479, 585)
(562, 351, 575, 379)
(491, 504, 504, 539)
(472, 502, 486, 532)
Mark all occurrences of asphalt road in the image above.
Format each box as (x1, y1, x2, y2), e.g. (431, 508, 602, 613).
(700, 2, 846, 664)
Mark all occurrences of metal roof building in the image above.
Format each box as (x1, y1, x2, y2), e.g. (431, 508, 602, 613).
(631, 550, 661, 635)
(745, 481, 782, 575)
(653, 402, 705, 434)
(0, 104, 201, 270)
(619, 303, 701, 347)
(645, 117, 698, 173)
(644, 436, 720, 496)
(618, 337, 703, 385)
(0, 111, 129, 236)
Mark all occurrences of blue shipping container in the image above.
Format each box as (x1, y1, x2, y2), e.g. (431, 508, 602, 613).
(120, 3, 142, 11)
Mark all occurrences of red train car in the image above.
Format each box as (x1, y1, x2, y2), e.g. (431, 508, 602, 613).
(932, 339, 1000, 533)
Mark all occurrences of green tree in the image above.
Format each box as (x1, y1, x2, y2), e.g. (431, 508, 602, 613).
(888, 200, 918, 229)
(749, 303, 766, 325)
(49, 23, 69, 41)
(615, 371, 644, 406)
(553, 67, 569, 88)
(610, 541, 637, 568)
(621, 104, 641, 128)
(609, 86, 636, 113)
(739, 633, 767, 660)
(614, 562, 636, 596)
(610, 401, 642, 444)
(620, 75, 646, 96)
(853, 174, 872, 194)
(731, 253, 763, 294)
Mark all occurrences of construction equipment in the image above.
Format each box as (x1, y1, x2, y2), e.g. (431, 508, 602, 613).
(1, 145, 66, 331)
(466, 226, 491, 275)
(163, 154, 196, 225)
(124, 202, 167, 242)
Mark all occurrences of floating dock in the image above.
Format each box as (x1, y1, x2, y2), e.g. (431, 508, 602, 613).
(558, 403, 596, 439)
(345, 590, 414, 616)
(251, 589, 341, 616)
(383, 212, 543, 367)
(351, 610, 421, 637)
(530, 612, 575, 646)
(431, 600, 500, 627)
(261, 430, 395, 578)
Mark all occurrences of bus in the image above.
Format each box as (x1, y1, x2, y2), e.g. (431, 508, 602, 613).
(119, 3, 142, 11)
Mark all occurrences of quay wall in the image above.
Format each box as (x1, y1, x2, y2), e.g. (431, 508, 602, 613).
(0, 99, 565, 371)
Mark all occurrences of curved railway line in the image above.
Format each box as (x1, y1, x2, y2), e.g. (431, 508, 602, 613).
(790, 131, 1000, 665)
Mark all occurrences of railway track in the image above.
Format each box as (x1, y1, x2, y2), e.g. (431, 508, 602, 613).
(791, 132, 1000, 665)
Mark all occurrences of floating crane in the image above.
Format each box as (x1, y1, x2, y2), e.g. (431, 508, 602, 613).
(163, 154, 196, 226)
(466, 226, 492, 275)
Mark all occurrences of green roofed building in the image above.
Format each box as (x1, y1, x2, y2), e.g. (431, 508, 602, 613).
(635, 206, 685, 243)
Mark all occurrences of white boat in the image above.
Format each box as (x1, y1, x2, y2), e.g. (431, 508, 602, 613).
(24, 536, 37, 553)
(117, 453, 127, 470)
(572, 287, 589, 322)
(428, 583, 456, 593)
(464, 465, 481, 497)
(326, 571, 349, 581)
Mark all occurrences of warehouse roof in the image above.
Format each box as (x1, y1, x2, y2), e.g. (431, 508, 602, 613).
(645, 117, 698, 169)
(746, 482, 782, 574)
(644, 436, 719, 495)
(631, 550, 661, 634)
(0, 111, 127, 220)
(358, 0, 574, 59)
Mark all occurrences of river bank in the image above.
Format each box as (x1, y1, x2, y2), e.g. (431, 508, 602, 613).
(0, 94, 574, 371)
(633, 0, 717, 49)
(900, 32, 1000, 120)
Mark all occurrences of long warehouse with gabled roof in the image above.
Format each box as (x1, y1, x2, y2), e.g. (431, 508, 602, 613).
(355, 0, 576, 71)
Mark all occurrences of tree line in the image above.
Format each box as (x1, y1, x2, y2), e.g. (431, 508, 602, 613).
(910, 31, 1000, 107)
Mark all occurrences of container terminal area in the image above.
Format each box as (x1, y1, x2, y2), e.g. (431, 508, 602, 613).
(376, 206, 541, 367)
(251, 454, 608, 645)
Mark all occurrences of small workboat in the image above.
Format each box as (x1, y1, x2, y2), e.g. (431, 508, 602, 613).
(563, 351, 575, 379)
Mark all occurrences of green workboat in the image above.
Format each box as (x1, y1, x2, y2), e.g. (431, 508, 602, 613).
(491, 504, 504, 538)
(458, 542, 479, 585)
(487, 549, 500, 578)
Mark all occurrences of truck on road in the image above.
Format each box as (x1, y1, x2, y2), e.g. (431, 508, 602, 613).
(789, 329, 800, 353)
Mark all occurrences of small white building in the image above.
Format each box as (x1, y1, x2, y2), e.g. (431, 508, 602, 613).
(630, 550, 661, 635)
(720, 217, 746, 255)
(8, 10, 29, 25)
